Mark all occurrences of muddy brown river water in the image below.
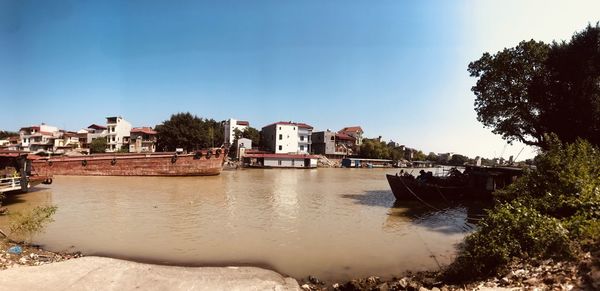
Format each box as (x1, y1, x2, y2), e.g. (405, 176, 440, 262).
(0, 168, 481, 281)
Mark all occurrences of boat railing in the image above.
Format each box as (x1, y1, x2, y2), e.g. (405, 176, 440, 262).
(0, 176, 22, 193)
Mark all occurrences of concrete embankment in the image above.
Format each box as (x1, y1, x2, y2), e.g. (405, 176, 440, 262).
(0, 256, 300, 291)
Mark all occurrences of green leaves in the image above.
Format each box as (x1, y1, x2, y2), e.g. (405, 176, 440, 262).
(155, 112, 224, 152)
(446, 137, 600, 281)
(469, 24, 600, 148)
(89, 138, 107, 154)
(9, 205, 58, 243)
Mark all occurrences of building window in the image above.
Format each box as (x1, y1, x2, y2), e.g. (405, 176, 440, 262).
(300, 136, 304, 141)
(279, 134, 282, 140)
(292, 160, 295, 166)
(278, 145, 282, 151)
(300, 145, 304, 151)
(331, 136, 335, 141)
(278, 160, 282, 166)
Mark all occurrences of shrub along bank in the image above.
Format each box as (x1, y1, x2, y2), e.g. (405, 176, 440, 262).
(444, 136, 600, 283)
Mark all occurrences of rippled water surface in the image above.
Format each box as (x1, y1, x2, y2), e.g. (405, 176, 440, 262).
(0, 168, 481, 281)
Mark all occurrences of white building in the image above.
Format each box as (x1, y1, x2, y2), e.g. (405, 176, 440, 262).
(261, 121, 313, 154)
(81, 124, 108, 144)
(236, 137, 252, 159)
(19, 124, 61, 153)
(223, 118, 249, 146)
(242, 153, 319, 168)
(105, 116, 132, 152)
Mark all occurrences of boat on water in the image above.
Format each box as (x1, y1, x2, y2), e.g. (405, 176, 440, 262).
(32, 148, 227, 177)
(386, 165, 523, 201)
(0, 151, 52, 194)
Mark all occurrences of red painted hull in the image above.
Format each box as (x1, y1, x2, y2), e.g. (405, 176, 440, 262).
(32, 150, 225, 176)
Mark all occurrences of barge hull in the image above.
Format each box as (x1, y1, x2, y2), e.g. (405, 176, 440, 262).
(32, 151, 225, 176)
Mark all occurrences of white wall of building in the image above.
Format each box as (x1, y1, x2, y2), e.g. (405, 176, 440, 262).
(262, 122, 313, 154)
(224, 118, 249, 146)
(263, 157, 317, 168)
(106, 117, 132, 152)
(274, 124, 299, 154)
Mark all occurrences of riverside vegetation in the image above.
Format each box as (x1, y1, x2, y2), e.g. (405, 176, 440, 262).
(298, 137, 599, 291)
(0, 205, 80, 270)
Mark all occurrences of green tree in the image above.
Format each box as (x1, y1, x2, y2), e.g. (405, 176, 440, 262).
(448, 154, 469, 166)
(468, 24, 600, 147)
(89, 138, 107, 154)
(446, 137, 600, 280)
(426, 152, 438, 161)
(241, 127, 260, 147)
(469, 39, 549, 147)
(155, 112, 224, 152)
(359, 139, 390, 159)
(412, 150, 426, 161)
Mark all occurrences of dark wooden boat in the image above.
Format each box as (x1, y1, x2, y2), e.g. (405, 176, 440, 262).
(0, 151, 52, 194)
(32, 148, 226, 177)
(386, 174, 468, 201)
(386, 165, 523, 201)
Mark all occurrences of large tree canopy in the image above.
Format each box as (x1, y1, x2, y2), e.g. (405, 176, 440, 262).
(155, 112, 224, 152)
(469, 24, 600, 147)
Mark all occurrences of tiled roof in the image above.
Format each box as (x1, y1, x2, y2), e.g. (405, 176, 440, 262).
(340, 126, 363, 133)
(131, 127, 157, 135)
(335, 133, 356, 141)
(88, 124, 107, 130)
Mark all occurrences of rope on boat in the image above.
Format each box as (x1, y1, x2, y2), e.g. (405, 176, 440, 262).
(433, 184, 452, 206)
(398, 177, 443, 212)
(398, 175, 483, 223)
(413, 224, 443, 271)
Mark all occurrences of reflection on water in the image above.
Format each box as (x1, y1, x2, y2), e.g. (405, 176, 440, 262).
(0, 168, 482, 281)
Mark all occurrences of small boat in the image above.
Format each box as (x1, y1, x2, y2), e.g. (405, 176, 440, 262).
(31, 148, 227, 177)
(386, 165, 523, 201)
(0, 151, 52, 194)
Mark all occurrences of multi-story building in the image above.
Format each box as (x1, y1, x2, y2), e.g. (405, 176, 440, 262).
(312, 130, 357, 158)
(338, 126, 364, 146)
(84, 124, 108, 144)
(223, 118, 249, 146)
(19, 124, 61, 153)
(261, 121, 313, 154)
(129, 127, 157, 153)
(105, 116, 132, 152)
(51, 131, 84, 155)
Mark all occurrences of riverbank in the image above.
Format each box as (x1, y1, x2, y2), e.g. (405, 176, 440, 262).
(297, 251, 599, 290)
(1, 237, 597, 290)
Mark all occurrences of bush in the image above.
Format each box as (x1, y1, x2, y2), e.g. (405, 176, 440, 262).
(9, 205, 58, 242)
(445, 136, 600, 281)
(445, 202, 574, 280)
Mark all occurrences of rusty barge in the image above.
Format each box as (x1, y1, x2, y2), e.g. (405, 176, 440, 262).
(32, 149, 226, 177)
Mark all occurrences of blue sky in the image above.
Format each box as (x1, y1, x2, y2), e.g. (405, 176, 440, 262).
(1, 0, 599, 159)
